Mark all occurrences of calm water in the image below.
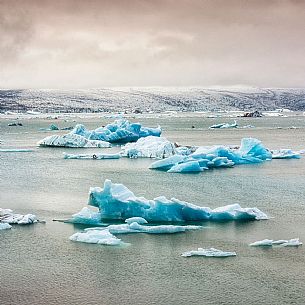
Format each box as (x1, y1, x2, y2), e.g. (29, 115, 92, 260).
(1, 115, 305, 305)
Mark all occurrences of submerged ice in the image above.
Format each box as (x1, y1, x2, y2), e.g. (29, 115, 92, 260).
(86, 179, 268, 222)
(150, 138, 272, 173)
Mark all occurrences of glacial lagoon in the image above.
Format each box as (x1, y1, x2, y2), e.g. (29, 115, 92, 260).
(1, 114, 305, 305)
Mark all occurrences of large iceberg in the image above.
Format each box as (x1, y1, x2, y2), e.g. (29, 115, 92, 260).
(181, 248, 237, 257)
(121, 136, 176, 159)
(150, 138, 272, 173)
(0, 208, 38, 225)
(38, 119, 161, 147)
(70, 119, 161, 143)
(87, 179, 268, 222)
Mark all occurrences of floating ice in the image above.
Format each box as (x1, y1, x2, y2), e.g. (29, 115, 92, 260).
(70, 119, 161, 143)
(63, 152, 121, 160)
(125, 217, 148, 224)
(271, 149, 301, 159)
(121, 136, 176, 159)
(150, 138, 272, 173)
(0, 223, 12, 230)
(38, 134, 111, 148)
(66, 207, 103, 225)
(69, 229, 125, 246)
(181, 248, 237, 257)
(0, 149, 34, 152)
(88, 180, 268, 222)
(209, 120, 238, 129)
(249, 238, 302, 247)
(0, 208, 38, 225)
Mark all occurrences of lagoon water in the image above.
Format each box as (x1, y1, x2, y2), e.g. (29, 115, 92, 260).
(1, 114, 305, 305)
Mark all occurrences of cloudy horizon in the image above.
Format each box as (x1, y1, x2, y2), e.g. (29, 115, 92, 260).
(1, 0, 305, 89)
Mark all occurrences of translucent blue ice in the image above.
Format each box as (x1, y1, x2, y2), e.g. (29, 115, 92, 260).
(88, 180, 268, 222)
(150, 138, 272, 173)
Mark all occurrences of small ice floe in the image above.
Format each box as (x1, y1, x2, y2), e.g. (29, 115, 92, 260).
(0, 208, 38, 225)
(121, 136, 176, 159)
(249, 238, 302, 247)
(181, 248, 236, 257)
(87, 179, 268, 222)
(38, 134, 111, 148)
(0, 223, 12, 230)
(69, 229, 126, 246)
(271, 149, 301, 159)
(63, 152, 121, 160)
(209, 120, 238, 129)
(0, 149, 34, 152)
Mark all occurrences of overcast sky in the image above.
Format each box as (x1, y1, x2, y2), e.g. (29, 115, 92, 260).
(0, 0, 304, 88)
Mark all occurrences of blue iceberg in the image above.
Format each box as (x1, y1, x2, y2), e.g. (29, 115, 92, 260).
(150, 138, 272, 173)
(87, 180, 268, 222)
(70, 119, 161, 143)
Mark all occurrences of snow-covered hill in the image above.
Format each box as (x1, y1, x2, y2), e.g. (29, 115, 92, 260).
(1, 87, 305, 113)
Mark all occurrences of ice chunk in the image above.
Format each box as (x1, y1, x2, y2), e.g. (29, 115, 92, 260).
(249, 239, 273, 246)
(271, 149, 301, 159)
(0, 149, 34, 152)
(0, 208, 38, 225)
(167, 161, 203, 173)
(38, 134, 111, 148)
(181, 248, 236, 257)
(66, 207, 103, 225)
(149, 155, 187, 170)
(209, 120, 238, 129)
(0, 223, 12, 230)
(88, 180, 268, 222)
(121, 136, 176, 159)
(69, 229, 126, 246)
(249, 238, 302, 247)
(63, 152, 121, 160)
(125, 217, 148, 224)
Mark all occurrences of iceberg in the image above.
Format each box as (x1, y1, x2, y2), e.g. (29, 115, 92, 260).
(181, 248, 237, 257)
(249, 238, 302, 247)
(88, 179, 268, 222)
(271, 149, 301, 159)
(0, 223, 12, 230)
(0, 208, 38, 225)
(69, 229, 126, 246)
(150, 138, 272, 173)
(63, 152, 121, 160)
(70, 119, 161, 143)
(121, 136, 176, 159)
(209, 120, 238, 129)
(38, 134, 111, 148)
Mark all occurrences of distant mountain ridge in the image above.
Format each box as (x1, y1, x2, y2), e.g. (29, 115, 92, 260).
(1, 87, 305, 113)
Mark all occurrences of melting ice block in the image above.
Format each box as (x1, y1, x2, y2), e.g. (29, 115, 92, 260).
(69, 229, 126, 246)
(182, 248, 236, 257)
(0, 208, 38, 225)
(88, 180, 268, 222)
(271, 149, 301, 159)
(121, 136, 176, 159)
